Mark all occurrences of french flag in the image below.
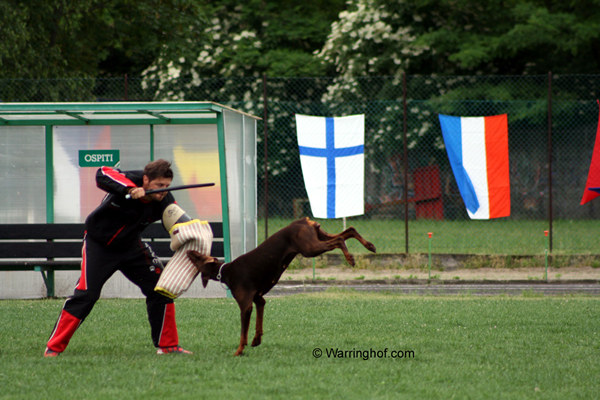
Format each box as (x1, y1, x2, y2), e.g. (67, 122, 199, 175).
(439, 114, 511, 219)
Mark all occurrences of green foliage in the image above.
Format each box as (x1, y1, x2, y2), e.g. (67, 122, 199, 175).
(100, 0, 209, 75)
(312, 0, 600, 115)
(262, 50, 327, 77)
(0, 0, 210, 78)
(0, 0, 102, 79)
(2, 295, 599, 399)
(2, 0, 599, 83)
(0, 0, 210, 100)
(140, 0, 344, 101)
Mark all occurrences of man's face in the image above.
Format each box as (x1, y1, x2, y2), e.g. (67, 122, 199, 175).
(143, 175, 172, 201)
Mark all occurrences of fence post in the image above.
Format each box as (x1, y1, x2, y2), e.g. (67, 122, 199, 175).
(403, 72, 409, 253)
(262, 74, 269, 239)
(124, 74, 128, 101)
(547, 71, 553, 253)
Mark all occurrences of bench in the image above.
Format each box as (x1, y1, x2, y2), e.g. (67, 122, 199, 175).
(0, 222, 224, 298)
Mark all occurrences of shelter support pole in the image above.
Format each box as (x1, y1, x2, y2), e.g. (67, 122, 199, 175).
(45, 125, 54, 223)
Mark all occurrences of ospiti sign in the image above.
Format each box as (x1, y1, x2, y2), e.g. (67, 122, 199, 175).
(78, 150, 120, 167)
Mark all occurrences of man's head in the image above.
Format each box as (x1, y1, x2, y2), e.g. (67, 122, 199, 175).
(142, 159, 173, 201)
(144, 159, 174, 181)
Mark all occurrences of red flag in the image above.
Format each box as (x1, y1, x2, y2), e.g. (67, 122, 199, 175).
(581, 100, 600, 205)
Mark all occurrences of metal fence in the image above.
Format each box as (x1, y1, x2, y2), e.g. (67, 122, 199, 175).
(2, 74, 600, 256)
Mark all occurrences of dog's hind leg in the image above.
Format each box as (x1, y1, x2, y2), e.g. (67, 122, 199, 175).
(317, 227, 376, 253)
(299, 235, 356, 266)
(292, 222, 353, 263)
(234, 294, 254, 356)
(325, 237, 355, 266)
(251, 295, 265, 347)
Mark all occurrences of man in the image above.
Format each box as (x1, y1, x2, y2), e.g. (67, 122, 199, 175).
(44, 159, 191, 356)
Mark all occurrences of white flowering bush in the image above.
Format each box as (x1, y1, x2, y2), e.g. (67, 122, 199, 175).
(141, 12, 263, 102)
(317, 0, 428, 103)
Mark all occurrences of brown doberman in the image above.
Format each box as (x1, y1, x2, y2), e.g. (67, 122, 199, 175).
(187, 217, 376, 356)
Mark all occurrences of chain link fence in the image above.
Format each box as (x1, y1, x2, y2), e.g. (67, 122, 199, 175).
(2, 74, 600, 257)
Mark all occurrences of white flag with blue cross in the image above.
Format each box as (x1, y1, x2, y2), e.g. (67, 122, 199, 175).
(295, 114, 365, 219)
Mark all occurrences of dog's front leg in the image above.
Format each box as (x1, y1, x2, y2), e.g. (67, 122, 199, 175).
(251, 295, 266, 347)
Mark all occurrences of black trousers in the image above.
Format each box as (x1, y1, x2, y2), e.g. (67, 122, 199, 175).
(47, 235, 179, 352)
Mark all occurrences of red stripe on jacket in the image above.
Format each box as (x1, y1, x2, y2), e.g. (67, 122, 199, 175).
(100, 166, 137, 188)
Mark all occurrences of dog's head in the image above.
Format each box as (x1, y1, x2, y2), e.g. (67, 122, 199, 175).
(187, 250, 222, 288)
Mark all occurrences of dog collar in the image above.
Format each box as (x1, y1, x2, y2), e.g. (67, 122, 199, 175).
(216, 263, 228, 284)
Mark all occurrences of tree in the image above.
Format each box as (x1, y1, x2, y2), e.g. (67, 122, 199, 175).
(96, 0, 209, 76)
(314, 0, 600, 139)
(0, 0, 210, 100)
(0, 0, 114, 100)
(141, 0, 345, 100)
(317, 0, 600, 79)
(0, 0, 111, 78)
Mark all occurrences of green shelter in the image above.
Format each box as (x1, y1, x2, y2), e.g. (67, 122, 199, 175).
(0, 102, 259, 264)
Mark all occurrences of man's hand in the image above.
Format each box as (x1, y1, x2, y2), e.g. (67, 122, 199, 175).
(128, 187, 146, 199)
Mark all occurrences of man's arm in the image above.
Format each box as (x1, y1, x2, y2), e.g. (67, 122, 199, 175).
(96, 166, 138, 196)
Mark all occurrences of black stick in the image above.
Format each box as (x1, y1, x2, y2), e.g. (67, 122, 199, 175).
(125, 182, 215, 199)
(145, 182, 215, 194)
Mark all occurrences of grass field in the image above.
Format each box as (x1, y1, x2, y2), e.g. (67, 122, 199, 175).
(259, 218, 600, 256)
(1, 292, 598, 399)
